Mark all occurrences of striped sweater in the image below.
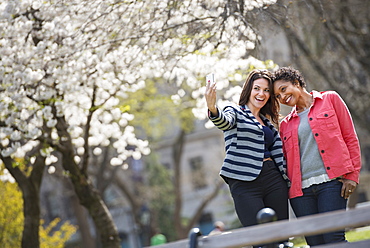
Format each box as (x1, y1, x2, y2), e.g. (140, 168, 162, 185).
(210, 104, 290, 185)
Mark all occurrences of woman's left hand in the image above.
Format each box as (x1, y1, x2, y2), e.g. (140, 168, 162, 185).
(339, 178, 358, 199)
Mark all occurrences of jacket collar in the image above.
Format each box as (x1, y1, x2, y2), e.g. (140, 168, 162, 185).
(240, 104, 267, 129)
(285, 90, 323, 121)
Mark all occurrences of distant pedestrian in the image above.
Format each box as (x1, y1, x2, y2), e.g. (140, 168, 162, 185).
(150, 230, 167, 246)
(208, 221, 225, 236)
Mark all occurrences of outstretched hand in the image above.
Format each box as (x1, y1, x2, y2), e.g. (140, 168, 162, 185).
(205, 80, 218, 116)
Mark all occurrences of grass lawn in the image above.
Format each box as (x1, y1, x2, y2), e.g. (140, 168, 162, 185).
(291, 226, 370, 247)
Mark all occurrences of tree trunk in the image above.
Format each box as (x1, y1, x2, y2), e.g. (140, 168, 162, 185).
(56, 116, 120, 248)
(1, 154, 45, 248)
(21, 183, 41, 248)
(61, 154, 120, 247)
(265, 0, 370, 134)
(66, 179, 97, 248)
(113, 172, 142, 225)
(172, 130, 186, 239)
(186, 180, 224, 232)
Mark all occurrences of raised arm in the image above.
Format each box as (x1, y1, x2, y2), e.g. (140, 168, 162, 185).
(205, 79, 218, 117)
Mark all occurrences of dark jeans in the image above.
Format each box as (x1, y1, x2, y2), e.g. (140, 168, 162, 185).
(290, 179, 348, 246)
(227, 160, 289, 227)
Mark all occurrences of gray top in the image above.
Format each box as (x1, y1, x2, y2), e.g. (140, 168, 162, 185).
(297, 108, 327, 182)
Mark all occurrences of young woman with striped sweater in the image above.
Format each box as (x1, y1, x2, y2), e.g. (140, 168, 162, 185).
(205, 69, 290, 230)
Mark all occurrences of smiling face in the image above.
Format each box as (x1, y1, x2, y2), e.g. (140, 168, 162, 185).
(273, 80, 302, 106)
(239, 69, 280, 125)
(247, 78, 270, 112)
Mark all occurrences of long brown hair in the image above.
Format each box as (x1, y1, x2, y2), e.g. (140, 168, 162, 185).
(239, 69, 280, 125)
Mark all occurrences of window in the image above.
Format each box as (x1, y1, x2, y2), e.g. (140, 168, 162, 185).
(189, 156, 207, 189)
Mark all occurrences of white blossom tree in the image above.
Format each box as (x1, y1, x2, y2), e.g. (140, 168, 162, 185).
(0, 0, 278, 247)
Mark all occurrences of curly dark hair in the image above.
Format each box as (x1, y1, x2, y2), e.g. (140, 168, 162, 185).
(239, 69, 280, 125)
(272, 67, 306, 88)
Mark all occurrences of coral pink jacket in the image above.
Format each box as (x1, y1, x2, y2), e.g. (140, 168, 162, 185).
(280, 91, 361, 199)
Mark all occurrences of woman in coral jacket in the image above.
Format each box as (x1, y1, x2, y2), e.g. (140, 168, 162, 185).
(273, 67, 362, 246)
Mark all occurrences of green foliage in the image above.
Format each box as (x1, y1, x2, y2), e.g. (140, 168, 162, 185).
(40, 219, 77, 248)
(0, 180, 23, 248)
(0, 175, 76, 248)
(123, 79, 180, 141)
(291, 228, 370, 247)
(346, 228, 370, 241)
(146, 153, 176, 241)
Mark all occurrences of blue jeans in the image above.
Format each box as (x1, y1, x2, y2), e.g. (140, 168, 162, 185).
(290, 179, 347, 246)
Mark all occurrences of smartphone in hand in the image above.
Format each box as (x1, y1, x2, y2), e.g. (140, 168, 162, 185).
(206, 73, 215, 84)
